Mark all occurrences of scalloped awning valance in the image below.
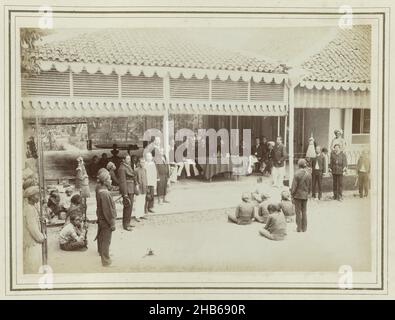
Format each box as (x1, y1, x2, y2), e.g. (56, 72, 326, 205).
(21, 97, 288, 118)
(299, 80, 370, 91)
(38, 61, 288, 84)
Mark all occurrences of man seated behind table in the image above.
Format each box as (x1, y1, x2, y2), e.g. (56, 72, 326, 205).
(59, 213, 88, 251)
(228, 192, 255, 225)
(259, 204, 287, 241)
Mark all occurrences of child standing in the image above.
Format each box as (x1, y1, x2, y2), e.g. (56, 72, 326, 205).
(134, 157, 148, 221)
(145, 152, 158, 214)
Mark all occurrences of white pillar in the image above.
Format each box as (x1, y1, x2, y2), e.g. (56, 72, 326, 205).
(343, 108, 353, 146)
(163, 72, 170, 159)
(289, 87, 295, 186)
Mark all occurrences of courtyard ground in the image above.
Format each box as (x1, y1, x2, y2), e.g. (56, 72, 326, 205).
(46, 191, 371, 273)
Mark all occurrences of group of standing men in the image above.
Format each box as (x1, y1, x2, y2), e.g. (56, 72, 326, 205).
(290, 129, 370, 233)
(252, 136, 287, 188)
(55, 136, 171, 267)
(87, 136, 171, 267)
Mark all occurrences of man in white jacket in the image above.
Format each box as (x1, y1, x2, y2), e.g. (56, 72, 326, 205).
(23, 186, 45, 274)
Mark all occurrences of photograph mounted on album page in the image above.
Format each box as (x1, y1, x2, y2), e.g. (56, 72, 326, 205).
(0, 0, 394, 299)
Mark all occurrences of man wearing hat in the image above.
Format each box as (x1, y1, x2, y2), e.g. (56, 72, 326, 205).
(23, 186, 45, 273)
(262, 141, 274, 176)
(329, 143, 348, 201)
(291, 159, 312, 232)
(117, 155, 137, 231)
(95, 168, 117, 267)
(110, 144, 122, 171)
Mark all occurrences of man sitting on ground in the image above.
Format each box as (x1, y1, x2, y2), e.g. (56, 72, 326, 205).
(228, 192, 255, 225)
(255, 190, 271, 224)
(259, 204, 287, 241)
(279, 190, 295, 222)
(59, 213, 88, 251)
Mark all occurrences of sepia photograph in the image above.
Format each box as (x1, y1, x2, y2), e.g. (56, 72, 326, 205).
(1, 0, 393, 299)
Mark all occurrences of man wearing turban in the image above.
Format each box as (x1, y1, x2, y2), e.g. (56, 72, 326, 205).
(95, 168, 117, 267)
(23, 186, 45, 274)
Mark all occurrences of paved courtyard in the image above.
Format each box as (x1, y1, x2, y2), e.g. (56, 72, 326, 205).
(46, 188, 371, 273)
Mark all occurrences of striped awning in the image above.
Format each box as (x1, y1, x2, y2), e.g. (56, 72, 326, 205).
(294, 85, 370, 109)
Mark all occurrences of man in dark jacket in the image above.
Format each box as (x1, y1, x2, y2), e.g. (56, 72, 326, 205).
(329, 144, 348, 201)
(252, 137, 264, 173)
(356, 149, 370, 198)
(272, 136, 287, 187)
(291, 159, 312, 232)
(95, 168, 117, 267)
(311, 145, 326, 200)
(117, 155, 137, 231)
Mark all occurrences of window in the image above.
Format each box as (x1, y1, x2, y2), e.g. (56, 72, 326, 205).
(352, 109, 370, 134)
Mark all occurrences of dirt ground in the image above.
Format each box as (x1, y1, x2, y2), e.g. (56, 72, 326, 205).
(46, 194, 371, 273)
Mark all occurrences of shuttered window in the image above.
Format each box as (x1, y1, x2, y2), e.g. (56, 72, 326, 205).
(21, 69, 70, 97)
(170, 76, 209, 100)
(250, 81, 284, 101)
(73, 70, 118, 97)
(211, 78, 248, 101)
(121, 73, 163, 98)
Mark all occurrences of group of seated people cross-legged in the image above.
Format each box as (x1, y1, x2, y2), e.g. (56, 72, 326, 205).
(227, 184, 296, 241)
(55, 190, 88, 252)
(46, 187, 83, 222)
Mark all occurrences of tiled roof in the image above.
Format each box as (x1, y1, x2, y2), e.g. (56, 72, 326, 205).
(301, 25, 371, 83)
(35, 29, 288, 74)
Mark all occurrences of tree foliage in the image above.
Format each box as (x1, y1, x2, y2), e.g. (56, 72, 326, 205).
(20, 28, 51, 77)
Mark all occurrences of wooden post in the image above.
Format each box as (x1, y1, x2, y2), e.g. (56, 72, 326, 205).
(284, 115, 288, 147)
(289, 86, 295, 186)
(34, 114, 48, 266)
